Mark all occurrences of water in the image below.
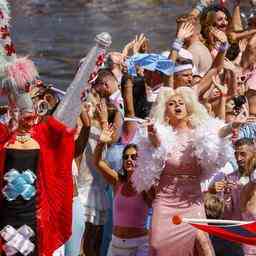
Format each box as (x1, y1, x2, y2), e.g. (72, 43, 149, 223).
(10, 0, 250, 90)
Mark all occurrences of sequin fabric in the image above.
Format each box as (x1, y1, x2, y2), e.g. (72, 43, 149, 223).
(0, 225, 35, 256)
(2, 168, 36, 201)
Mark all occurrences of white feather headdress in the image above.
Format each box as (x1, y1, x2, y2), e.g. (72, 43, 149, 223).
(0, 0, 38, 93)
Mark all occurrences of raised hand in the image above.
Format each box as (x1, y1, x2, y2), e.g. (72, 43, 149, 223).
(210, 27, 228, 43)
(122, 39, 136, 57)
(99, 124, 114, 144)
(96, 99, 108, 128)
(177, 22, 194, 41)
(133, 34, 147, 54)
(212, 76, 228, 96)
(239, 39, 248, 53)
(140, 38, 150, 53)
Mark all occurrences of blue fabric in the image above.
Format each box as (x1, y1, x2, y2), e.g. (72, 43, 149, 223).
(100, 185, 114, 256)
(144, 208, 153, 230)
(100, 144, 124, 256)
(2, 169, 36, 201)
(125, 53, 175, 77)
(65, 197, 86, 256)
(239, 123, 256, 139)
(210, 236, 244, 256)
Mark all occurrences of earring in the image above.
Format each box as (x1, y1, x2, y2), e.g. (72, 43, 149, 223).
(36, 100, 49, 116)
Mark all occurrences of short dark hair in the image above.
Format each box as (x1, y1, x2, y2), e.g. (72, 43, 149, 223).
(234, 138, 255, 148)
(94, 68, 117, 84)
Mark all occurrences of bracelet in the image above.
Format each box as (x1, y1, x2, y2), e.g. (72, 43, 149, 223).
(171, 38, 184, 52)
(195, 1, 208, 14)
(217, 42, 230, 53)
(195, 3, 205, 13)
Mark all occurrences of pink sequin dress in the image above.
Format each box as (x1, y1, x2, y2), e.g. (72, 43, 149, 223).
(132, 119, 234, 256)
(150, 131, 210, 256)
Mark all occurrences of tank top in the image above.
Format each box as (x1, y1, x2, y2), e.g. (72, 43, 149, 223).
(113, 183, 148, 229)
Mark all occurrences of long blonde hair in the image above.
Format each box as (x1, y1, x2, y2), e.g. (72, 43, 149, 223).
(150, 87, 209, 127)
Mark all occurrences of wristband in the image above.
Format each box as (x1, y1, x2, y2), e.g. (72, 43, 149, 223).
(195, 3, 205, 13)
(217, 42, 230, 53)
(171, 38, 184, 52)
(195, 1, 208, 14)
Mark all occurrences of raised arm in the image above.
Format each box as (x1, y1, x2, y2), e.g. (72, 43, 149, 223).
(93, 125, 119, 186)
(74, 104, 91, 158)
(196, 29, 228, 96)
(167, 22, 194, 87)
(53, 32, 112, 128)
(212, 76, 228, 121)
(196, 68, 218, 97)
(121, 73, 138, 139)
(189, 0, 214, 18)
(229, 30, 256, 43)
(232, 0, 244, 32)
(233, 39, 248, 66)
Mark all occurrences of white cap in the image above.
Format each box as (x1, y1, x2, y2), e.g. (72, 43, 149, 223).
(161, 48, 193, 61)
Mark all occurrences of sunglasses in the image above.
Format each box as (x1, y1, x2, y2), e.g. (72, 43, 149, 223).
(123, 153, 138, 161)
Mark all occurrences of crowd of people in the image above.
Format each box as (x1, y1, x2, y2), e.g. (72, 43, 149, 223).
(2, 0, 256, 255)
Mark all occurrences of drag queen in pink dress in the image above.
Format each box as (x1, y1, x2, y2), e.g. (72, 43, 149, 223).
(132, 87, 234, 256)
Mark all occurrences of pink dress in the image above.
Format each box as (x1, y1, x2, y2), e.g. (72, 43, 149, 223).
(132, 119, 234, 256)
(150, 131, 209, 256)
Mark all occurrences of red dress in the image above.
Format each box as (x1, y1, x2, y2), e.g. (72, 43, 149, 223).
(0, 116, 74, 256)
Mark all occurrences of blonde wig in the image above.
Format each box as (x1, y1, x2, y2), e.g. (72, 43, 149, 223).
(150, 86, 210, 128)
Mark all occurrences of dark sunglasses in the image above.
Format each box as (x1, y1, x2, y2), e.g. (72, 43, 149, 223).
(123, 153, 138, 161)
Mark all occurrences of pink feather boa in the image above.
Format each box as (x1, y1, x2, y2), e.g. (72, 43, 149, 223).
(6, 57, 38, 90)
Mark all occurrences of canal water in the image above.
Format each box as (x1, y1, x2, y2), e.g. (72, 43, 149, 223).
(10, 0, 251, 89)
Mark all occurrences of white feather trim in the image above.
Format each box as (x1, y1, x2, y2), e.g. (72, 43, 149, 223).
(0, 0, 10, 26)
(131, 123, 174, 193)
(194, 118, 234, 181)
(0, 0, 10, 16)
(132, 118, 235, 192)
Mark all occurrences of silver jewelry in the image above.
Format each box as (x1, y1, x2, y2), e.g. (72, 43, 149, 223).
(16, 134, 31, 143)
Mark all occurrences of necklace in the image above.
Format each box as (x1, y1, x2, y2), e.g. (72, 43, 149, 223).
(16, 134, 32, 143)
